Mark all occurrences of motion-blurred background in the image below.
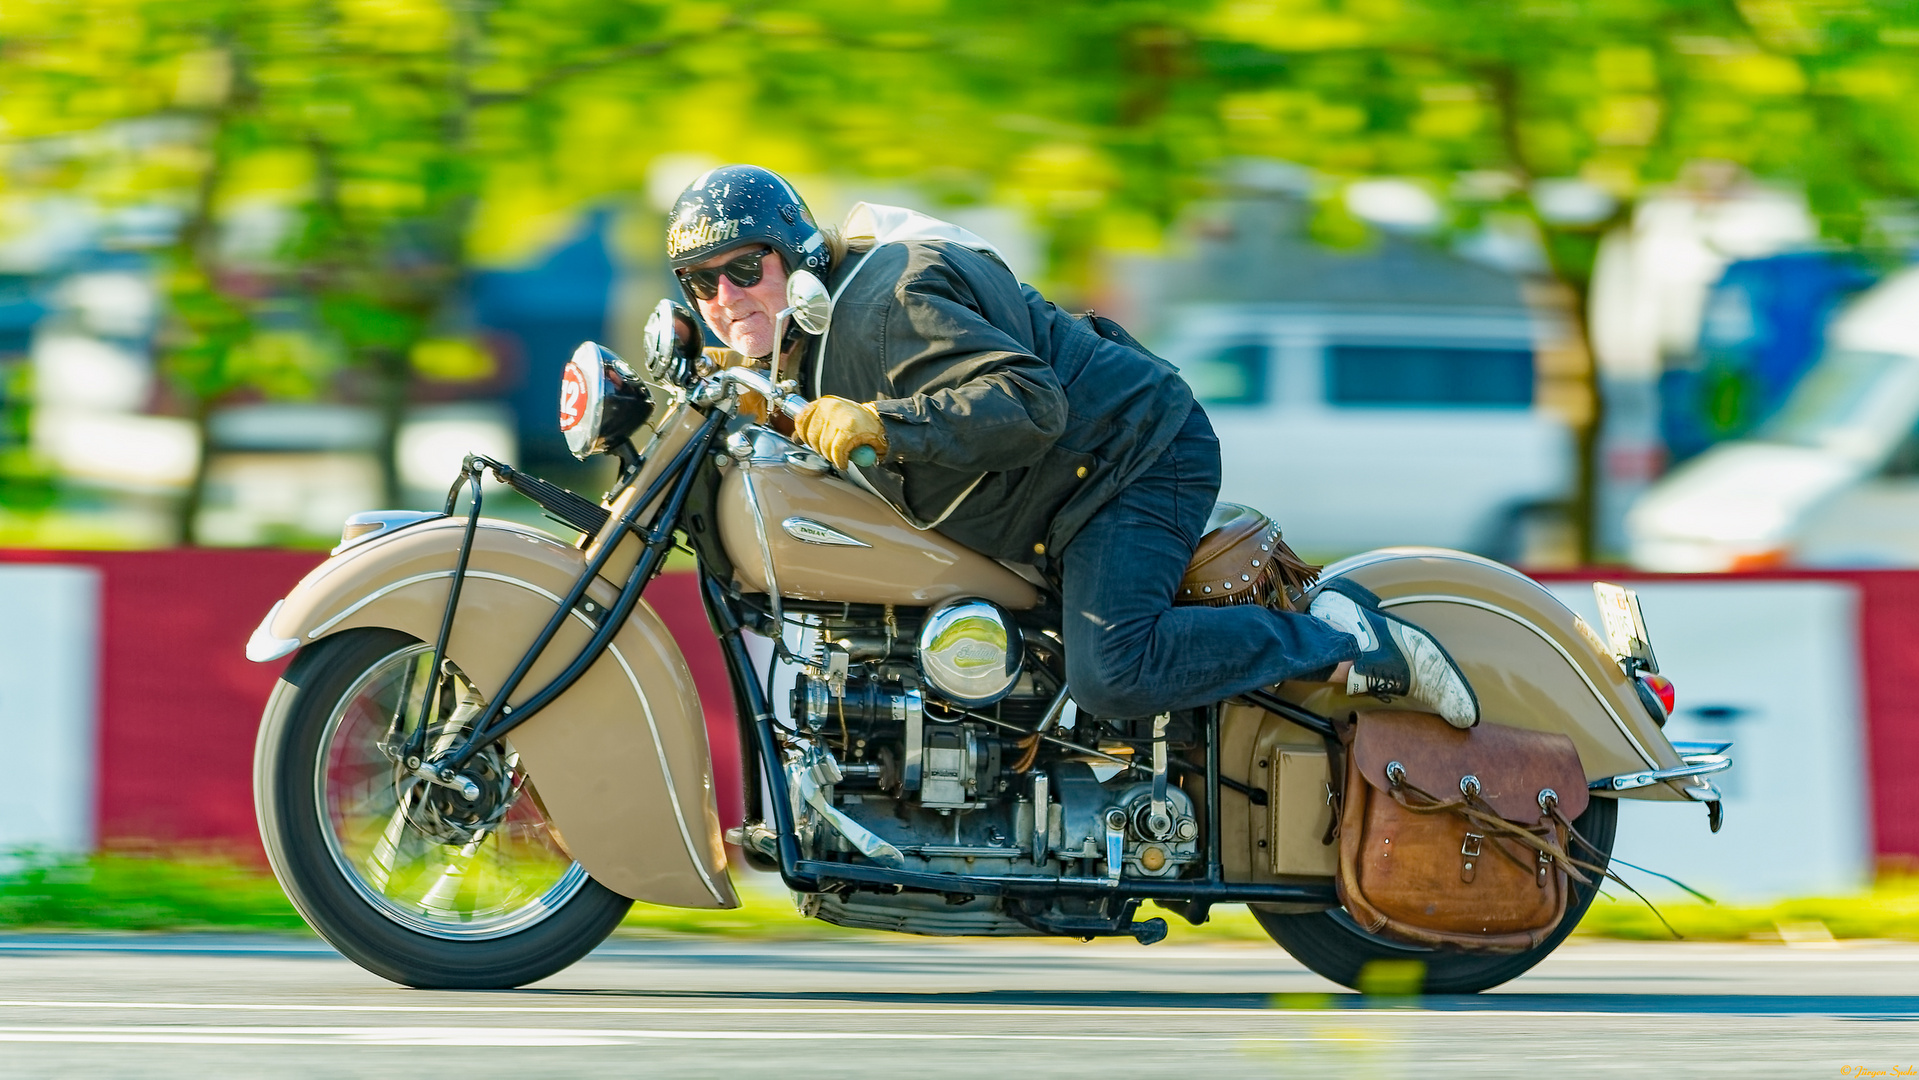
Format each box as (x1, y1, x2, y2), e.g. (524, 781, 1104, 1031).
(3, 0, 1917, 566)
(5, 0, 1919, 905)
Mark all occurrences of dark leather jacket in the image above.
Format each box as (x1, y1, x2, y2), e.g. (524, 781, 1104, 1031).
(800, 240, 1195, 564)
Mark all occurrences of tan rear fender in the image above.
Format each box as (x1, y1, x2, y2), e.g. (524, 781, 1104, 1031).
(1221, 547, 1701, 890)
(1294, 547, 1690, 795)
(248, 515, 736, 909)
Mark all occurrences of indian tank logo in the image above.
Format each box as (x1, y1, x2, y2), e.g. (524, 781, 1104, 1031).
(780, 517, 869, 547)
(668, 215, 741, 257)
(559, 363, 589, 431)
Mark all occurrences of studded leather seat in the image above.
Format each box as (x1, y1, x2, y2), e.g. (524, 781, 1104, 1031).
(1175, 503, 1318, 610)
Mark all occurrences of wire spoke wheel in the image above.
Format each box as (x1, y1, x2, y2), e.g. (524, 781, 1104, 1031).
(257, 628, 631, 988)
(1253, 796, 1618, 995)
(316, 642, 586, 940)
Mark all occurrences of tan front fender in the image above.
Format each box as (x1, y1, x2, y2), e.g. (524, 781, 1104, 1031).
(250, 515, 736, 909)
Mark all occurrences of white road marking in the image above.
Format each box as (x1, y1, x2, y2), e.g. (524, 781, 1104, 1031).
(0, 999, 1879, 1020)
(0, 1025, 1358, 1047)
(4, 936, 1918, 964)
(0, 941, 337, 954)
(0, 999, 1259, 1017)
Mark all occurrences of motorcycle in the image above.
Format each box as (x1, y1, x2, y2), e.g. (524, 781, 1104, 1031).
(247, 268, 1731, 992)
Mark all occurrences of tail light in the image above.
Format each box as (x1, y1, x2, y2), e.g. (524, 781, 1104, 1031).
(1635, 672, 1676, 725)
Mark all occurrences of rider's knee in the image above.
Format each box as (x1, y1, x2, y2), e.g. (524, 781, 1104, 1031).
(1064, 654, 1161, 719)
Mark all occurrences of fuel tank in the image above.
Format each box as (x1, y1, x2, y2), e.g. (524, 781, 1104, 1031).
(716, 431, 1038, 610)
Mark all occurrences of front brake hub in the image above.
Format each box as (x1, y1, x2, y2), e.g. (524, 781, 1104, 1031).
(402, 747, 514, 846)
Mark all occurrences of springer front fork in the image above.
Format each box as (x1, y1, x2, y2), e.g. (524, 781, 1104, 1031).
(401, 407, 729, 797)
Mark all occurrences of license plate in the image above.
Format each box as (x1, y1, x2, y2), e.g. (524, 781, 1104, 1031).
(1592, 581, 1659, 674)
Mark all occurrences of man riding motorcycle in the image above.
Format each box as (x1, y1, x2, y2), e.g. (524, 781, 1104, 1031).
(665, 164, 1478, 728)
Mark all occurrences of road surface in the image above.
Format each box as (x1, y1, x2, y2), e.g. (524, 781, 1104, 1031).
(0, 933, 1912, 1077)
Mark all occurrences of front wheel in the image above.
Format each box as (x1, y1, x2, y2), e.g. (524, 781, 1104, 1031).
(255, 628, 632, 988)
(1253, 795, 1617, 994)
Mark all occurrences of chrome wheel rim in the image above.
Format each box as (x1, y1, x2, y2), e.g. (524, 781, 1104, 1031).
(315, 642, 587, 940)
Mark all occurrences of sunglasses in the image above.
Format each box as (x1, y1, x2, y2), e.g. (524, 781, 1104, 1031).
(677, 246, 776, 301)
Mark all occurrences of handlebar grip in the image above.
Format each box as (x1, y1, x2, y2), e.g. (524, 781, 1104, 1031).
(850, 445, 878, 468)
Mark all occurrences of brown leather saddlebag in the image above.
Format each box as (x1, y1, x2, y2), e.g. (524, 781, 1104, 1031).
(1336, 710, 1591, 953)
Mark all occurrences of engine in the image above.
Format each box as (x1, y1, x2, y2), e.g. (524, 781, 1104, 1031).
(769, 597, 1203, 937)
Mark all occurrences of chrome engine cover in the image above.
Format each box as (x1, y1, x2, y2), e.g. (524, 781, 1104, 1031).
(917, 597, 1023, 707)
(775, 604, 1202, 939)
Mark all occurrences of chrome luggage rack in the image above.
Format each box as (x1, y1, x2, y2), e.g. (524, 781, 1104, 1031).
(1589, 740, 1732, 832)
(1588, 740, 1732, 793)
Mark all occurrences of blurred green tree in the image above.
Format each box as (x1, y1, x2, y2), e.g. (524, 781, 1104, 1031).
(6, 0, 1919, 555)
(0, 0, 1219, 542)
(1193, 0, 1919, 557)
(689, 0, 1919, 557)
(0, 0, 741, 540)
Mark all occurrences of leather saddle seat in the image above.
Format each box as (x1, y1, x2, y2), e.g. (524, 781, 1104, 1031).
(1175, 502, 1320, 611)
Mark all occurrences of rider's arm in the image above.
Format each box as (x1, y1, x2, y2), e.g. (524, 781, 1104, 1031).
(864, 260, 1066, 472)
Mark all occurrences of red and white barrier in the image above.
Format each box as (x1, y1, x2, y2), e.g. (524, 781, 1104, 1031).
(1544, 576, 1870, 900)
(0, 563, 99, 855)
(1539, 568, 1919, 895)
(3, 550, 1917, 898)
(0, 550, 741, 858)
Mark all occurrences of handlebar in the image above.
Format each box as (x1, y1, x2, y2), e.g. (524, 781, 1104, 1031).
(710, 367, 879, 467)
(711, 366, 804, 417)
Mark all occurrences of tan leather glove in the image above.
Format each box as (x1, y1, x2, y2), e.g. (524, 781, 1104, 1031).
(704, 347, 770, 423)
(794, 396, 889, 469)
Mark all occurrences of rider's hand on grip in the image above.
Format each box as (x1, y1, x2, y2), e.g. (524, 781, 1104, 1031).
(795, 396, 889, 470)
(705, 347, 769, 423)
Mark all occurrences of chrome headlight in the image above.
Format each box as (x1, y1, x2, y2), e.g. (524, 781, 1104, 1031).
(560, 341, 654, 460)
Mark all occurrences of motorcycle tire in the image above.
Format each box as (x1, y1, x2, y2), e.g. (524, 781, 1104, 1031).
(1252, 794, 1617, 995)
(256, 627, 633, 989)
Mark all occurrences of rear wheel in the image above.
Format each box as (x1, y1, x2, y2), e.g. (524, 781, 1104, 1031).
(1253, 795, 1616, 994)
(255, 628, 631, 988)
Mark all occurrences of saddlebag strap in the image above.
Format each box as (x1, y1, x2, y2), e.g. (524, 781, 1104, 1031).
(1320, 711, 1355, 847)
(1335, 710, 1588, 954)
(1383, 777, 1590, 886)
(1349, 711, 1590, 822)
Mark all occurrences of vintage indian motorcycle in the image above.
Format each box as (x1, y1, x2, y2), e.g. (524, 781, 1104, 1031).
(247, 268, 1731, 993)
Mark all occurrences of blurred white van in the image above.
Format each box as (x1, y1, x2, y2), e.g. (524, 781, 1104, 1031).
(1629, 266, 1919, 571)
(1156, 303, 1574, 559)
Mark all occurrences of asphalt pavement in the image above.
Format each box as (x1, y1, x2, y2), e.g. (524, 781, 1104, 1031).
(0, 932, 1913, 1077)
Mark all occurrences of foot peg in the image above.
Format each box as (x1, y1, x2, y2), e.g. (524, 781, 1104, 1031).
(724, 823, 778, 860)
(1129, 916, 1169, 946)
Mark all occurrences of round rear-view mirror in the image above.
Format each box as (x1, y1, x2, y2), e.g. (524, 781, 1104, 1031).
(786, 269, 832, 336)
(642, 298, 702, 385)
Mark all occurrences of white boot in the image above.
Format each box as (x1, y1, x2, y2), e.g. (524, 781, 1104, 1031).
(1309, 583, 1479, 729)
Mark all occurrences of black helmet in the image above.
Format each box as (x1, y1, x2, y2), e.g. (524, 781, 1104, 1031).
(666, 165, 828, 306)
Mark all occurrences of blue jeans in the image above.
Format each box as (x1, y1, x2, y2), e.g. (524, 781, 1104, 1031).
(1059, 407, 1360, 717)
